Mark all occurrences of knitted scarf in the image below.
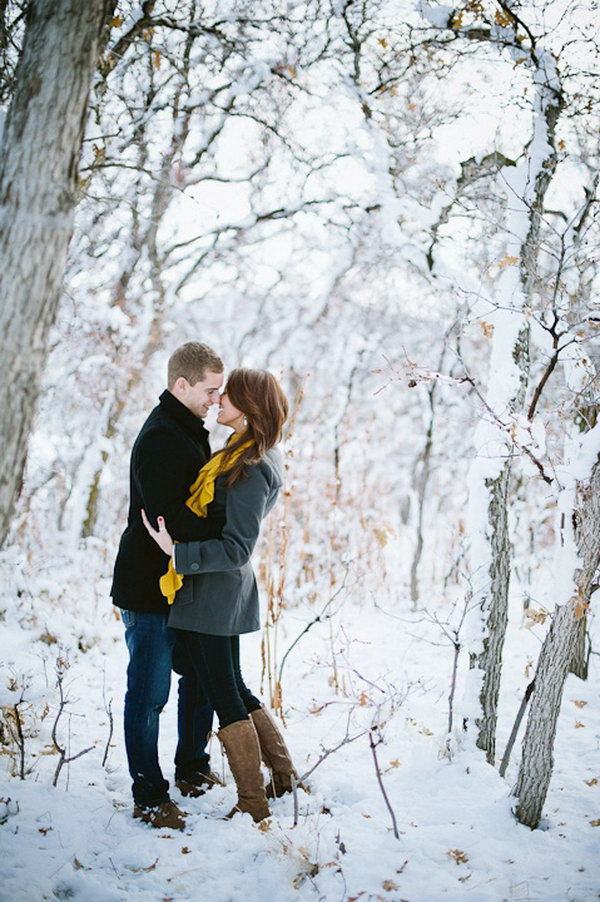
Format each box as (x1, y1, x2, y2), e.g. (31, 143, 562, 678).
(159, 438, 253, 604)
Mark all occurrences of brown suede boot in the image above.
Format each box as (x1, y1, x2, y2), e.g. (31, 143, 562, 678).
(133, 798, 186, 830)
(218, 719, 270, 822)
(250, 706, 303, 799)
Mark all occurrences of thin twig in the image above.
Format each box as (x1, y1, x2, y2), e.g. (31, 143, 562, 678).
(368, 727, 399, 840)
(447, 637, 461, 739)
(102, 697, 114, 768)
(298, 729, 367, 785)
(13, 700, 25, 781)
(527, 337, 575, 421)
(51, 668, 94, 787)
(278, 565, 354, 685)
(498, 679, 535, 778)
(292, 774, 299, 827)
(102, 666, 114, 769)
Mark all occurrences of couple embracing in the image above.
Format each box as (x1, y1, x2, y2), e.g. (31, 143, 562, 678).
(111, 342, 300, 830)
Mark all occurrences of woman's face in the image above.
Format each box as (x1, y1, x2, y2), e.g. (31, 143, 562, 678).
(217, 390, 246, 431)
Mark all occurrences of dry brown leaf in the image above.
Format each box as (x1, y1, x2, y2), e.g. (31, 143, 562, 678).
(584, 778, 598, 787)
(498, 254, 519, 270)
(495, 9, 515, 25)
(373, 528, 389, 548)
(130, 857, 159, 873)
(573, 700, 588, 709)
(524, 607, 548, 626)
(39, 631, 58, 645)
(446, 849, 469, 865)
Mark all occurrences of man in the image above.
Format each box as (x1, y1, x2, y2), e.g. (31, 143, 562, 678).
(111, 341, 225, 829)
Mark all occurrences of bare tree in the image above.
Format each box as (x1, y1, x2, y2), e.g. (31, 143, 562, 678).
(0, 0, 116, 547)
(514, 453, 600, 828)
(415, 0, 564, 764)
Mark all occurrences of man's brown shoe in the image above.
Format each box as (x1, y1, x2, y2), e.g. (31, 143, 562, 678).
(133, 799, 187, 830)
(176, 771, 224, 798)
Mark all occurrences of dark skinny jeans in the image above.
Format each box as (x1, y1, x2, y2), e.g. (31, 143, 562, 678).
(122, 610, 213, 807)
(178, 631, 262, 729)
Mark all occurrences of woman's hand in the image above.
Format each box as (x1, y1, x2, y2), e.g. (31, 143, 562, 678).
(141, 509, 174, 556)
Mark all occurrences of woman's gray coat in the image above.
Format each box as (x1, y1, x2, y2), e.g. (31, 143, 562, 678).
(167, 447, 283, 636)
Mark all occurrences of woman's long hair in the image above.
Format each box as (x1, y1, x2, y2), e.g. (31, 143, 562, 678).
(214, 368, 289, 486)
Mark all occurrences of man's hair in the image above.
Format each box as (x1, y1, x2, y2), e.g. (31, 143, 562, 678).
(167, 342, 223, 389)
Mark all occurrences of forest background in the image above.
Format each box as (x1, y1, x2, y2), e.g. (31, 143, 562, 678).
(0, 1, 598, 900)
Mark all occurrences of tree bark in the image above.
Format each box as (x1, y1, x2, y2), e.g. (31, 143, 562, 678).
(514, 455, 600, 828)
(470, 462, 511, 763)
(568, 615, 589, 680)
(0, 0, 115, 547)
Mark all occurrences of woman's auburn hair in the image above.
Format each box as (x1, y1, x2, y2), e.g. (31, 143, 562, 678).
(214, 368, 289, 486)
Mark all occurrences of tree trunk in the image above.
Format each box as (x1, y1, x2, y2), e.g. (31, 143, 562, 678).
(568, 615, 589, 680)
(469, 462, 511, 763)
(0, 0, 115, 548)
(418, 5, 563, 765)
(514, 454, 600, 828)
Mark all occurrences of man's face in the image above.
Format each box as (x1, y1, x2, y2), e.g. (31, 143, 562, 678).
(179, 371, 224, 418)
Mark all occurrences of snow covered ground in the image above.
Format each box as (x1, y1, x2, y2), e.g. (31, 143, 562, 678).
(1, 577, 598, 902)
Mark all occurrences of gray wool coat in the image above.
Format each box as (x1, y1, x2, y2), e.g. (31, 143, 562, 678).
(167, 447, 283, 636)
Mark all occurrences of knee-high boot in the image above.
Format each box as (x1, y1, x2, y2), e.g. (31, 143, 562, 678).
(250, 706, 302, 799)
(218, 719, 270, 822)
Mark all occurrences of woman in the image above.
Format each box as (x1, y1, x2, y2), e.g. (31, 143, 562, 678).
(142, 368, 299, 823)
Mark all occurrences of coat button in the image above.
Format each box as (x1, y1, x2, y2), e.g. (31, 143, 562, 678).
(190, 562, 200, 571)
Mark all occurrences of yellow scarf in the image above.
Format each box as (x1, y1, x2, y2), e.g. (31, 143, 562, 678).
(159, 439, 253, 604)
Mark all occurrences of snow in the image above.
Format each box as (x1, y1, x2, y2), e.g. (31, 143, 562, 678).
(417, 2, 452, 29)
(1, 589, 598, 901)
(2, 0, 599, 899)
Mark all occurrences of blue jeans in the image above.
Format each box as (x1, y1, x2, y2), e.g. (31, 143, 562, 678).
(122, 610, 214, 806)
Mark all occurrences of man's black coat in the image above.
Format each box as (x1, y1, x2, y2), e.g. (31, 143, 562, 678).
(111, 390, 225, 614)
